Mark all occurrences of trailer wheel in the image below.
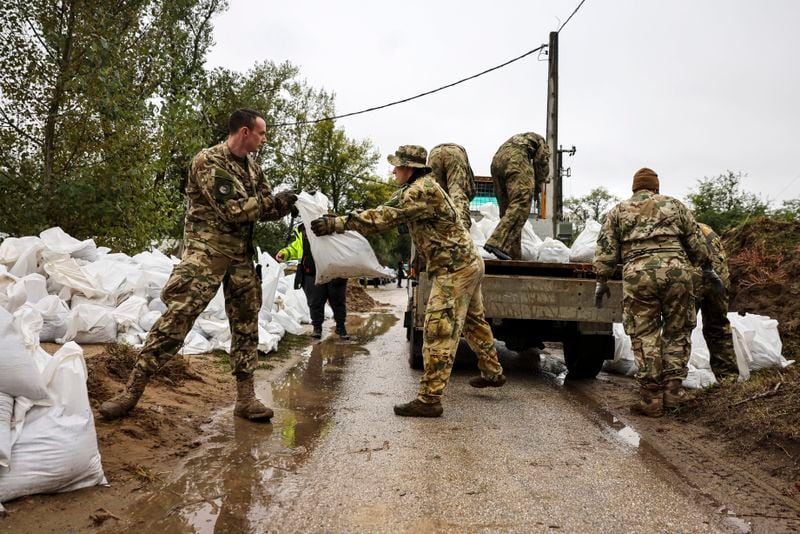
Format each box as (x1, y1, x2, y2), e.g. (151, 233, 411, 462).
(408, 327, 424, 369)
(562, 334, 612, 379)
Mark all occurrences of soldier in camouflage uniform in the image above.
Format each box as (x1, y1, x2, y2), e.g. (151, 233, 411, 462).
(100, 108, 297, 423)
(427, 143, 476, 229)
(594, 168, 723, 417)
(692, 223, 738, 383)
(484, 132, 550, 260)
(311, 145, 506, 417)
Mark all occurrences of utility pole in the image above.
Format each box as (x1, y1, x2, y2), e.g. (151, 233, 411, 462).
(545, 31, 559, 237)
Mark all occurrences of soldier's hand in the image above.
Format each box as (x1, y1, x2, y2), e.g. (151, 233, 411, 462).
(273, 190, 298, 215)
(594, 282, 611, 309)
(311, 215, 340, 236)
(703, 269, 725, 296)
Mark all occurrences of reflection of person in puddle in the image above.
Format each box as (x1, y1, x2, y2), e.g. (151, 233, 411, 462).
(100, 108, 297, 423)
(276, 223, 349, 340)
(311, 144, 507, 418)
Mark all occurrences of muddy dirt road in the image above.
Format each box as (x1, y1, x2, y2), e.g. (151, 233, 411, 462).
(3, 286, 800, 533)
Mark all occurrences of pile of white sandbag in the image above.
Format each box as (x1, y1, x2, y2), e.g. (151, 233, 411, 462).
(0, 307, 106, 512)
(605, 312, 794, 388)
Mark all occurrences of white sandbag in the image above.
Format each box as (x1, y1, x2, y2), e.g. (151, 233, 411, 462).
(195, 316, 231, 341)
(58, 303, 118, 344)
(258, 324, 281, 354)
(258, 249, 285, 320)
(179, 330, 212, 355)
(139, 310, 162, 332)
(469, 220, 486, 247)
(112, 295, 149, 330)
(729, 313, 793, 370)
(475, 204, 500, 244)
(603, 323, 637, 376)
(683, 365, 717, 390)
(0, 393, 12, 468)
(521, 221, 543, 261)
(4, 273, 48, 313)
(272, 308, 304, 336)
(39, 227, 98, 262)
(688, 313, 712, 370)
(537, 237, 570, 263)
(148, 298, 167, 313)
(283, 287, 311, 324)
(294, 191, 386, 284)
(0, 308, 49, 401)
(0, 342, 106, 505)
(202, 286, 227, 321)
(0, 236, 45, 277)
(43, 255, 109, 301)
(0, 268, 24, 312)
(31, 296, 70, 343)
(569, 220, 601, 263)
(262, 319, 285, 338)
(83, 259, 148, 303)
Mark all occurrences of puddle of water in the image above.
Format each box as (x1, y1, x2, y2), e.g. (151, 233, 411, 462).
(120, 313, 397, 533)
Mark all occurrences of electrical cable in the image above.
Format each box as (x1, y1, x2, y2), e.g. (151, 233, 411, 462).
(272, 148, 389, 186)
(267, 44, 547, 128)
(558, 0, 589, 33)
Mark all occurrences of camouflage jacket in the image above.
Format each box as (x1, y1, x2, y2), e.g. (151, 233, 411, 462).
(428, 143, 476, 229)
(492, 132, 551, 185)
(185, 142, 289, 259)
(337, 174, 478, 276)
(594, 190, 711, 281)
(692, 223, 731, 290)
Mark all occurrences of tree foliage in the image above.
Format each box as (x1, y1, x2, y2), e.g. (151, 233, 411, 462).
(686, 171, 769, 232)
(563, 187, 620, 232)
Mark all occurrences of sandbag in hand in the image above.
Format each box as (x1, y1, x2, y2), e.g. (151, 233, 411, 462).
(273, 190, 298, 215)
(311, 215, 342, 236)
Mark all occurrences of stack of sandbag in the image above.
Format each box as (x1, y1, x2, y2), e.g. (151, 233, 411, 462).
(604, 312, 794, 388)
(569, 220, 601, 263)
(470, 204, 543, 261)
(0, 307, 106, 512)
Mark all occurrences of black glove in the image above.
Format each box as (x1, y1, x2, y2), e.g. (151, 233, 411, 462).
(311, 215, 340, 236)
(703, 268, 725, 297)
(289, 204, 299, 218)
(273, 190, 297, 215)
(594, 282, 611, 309)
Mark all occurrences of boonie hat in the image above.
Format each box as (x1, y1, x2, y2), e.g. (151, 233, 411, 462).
(387, 145, 431, 171)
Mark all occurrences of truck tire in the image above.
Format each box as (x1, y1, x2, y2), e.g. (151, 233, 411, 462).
(562, 334, 613, 379)
(408, 327, 424, 369)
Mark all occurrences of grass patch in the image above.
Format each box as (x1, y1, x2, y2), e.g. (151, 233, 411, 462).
(211, 333, 311, 372)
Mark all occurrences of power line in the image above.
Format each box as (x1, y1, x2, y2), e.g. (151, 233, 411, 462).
(268, 44, 547, 128)
(273, 149, 390, 186)
(558, 0, 589, 33)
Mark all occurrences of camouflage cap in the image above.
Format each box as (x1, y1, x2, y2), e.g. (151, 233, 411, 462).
(632, 167, 659, 193)
(387, 145, 431, 170)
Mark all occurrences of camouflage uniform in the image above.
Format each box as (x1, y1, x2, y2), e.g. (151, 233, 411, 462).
(486, 132, 550, 259)
(330, 173, 503, 404)
(427, 143, 476, 229)
(692, 223, 738, 381)
(136, 142, 292, 376)
(594, 190, 711, 388)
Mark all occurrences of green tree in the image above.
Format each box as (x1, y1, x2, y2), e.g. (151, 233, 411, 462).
(770, 198, 800, 222)
(686, 171, 768, 232)
(563, 187, 620, 232)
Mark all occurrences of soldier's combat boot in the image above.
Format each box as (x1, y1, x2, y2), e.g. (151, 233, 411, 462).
(99, 367, 150, 420)
(311, 325, 322, 339)
(663, 379, 694, 409)
(469, 374, 507, 388)
(630, 384, 664, 417)
(234, 374, 274, 422)
(483, 244, 511, 261)
(335, 323, 349, 340)
(393, 399, 443, 418)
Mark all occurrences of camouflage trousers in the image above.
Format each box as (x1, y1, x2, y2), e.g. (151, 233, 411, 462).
(418, 257, 503, 403)
(622, 256, 696, 388)
(697, 281, 738, 380)
(486, 156, 536, 260)
(136, 240, 260, 376)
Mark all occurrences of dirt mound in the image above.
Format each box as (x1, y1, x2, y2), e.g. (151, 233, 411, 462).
(346, 280, 388, 312)
(723, 217, 800, 361)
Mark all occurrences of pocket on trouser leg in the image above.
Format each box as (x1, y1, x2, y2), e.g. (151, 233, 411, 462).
(424, 306, 456, 344)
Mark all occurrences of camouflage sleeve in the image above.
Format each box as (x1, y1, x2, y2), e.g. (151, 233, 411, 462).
(192, 153, 262, 223)
(340, 183, 435, 236)
(678, 204, 711, 269)
(255, 168, 290, 221)
(532, 142, 551, 186)
(593, 206, 621, 281)
(444, 163, 473, 229)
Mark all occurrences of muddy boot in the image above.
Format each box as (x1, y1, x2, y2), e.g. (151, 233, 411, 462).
(663, 379, 694, 409)
(234, 374, 274, 423)
(393, 399, 443, 418)
(311, 325, 322, 339)
(335, 323, 349, 340)
(99, 367, 150, 420)
(483, 244, 511, 260)
(469, 374, 507, 388)
(630, 385, 664, 417)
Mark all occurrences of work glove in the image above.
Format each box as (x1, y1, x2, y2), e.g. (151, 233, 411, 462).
(703, 268, 725, 297)
(310, 215, 343, 236)
(273, 190, 298, 215)
(594, 281, 611, 309)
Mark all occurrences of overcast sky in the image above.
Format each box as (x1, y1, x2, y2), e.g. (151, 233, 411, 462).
(206, 0, 800, 205)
